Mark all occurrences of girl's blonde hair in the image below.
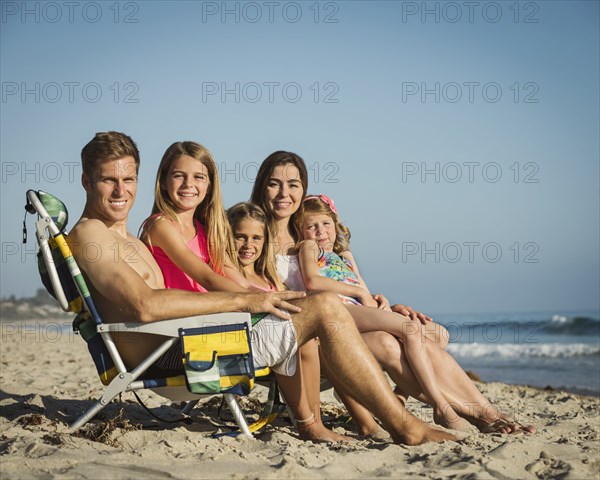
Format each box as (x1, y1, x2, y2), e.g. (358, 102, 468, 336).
(142, 141, 236, 274)
(227, 202, 284, 291)
(298, 195, 351, 254)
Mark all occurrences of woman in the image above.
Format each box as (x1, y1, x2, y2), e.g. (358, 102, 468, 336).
(250, 150, 535, 435)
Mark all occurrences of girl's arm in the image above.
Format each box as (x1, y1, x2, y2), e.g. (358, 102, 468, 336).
(341, 250, 391, 311)
(298, 240, 377, 307)
(144, 218, 247, 293)
(222, 256, 257, 290)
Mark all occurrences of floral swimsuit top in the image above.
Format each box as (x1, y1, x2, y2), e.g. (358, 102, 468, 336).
(317, 250, 363, 306)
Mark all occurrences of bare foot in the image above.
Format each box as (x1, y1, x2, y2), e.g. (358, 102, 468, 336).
(499, 413, 536, 434)
(433, 410, 473, 432)
(459, 409, 535, 434)
(403, 424, 458, 445)
(297, 416, 353, 443)
(355, 418, 392, 440)
(387, 411, 458, 445)
(356, 417, 385, 436)
(360, 425, 392, 441)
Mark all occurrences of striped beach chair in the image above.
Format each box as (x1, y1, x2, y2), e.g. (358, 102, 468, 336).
(24, 189, 282, 436)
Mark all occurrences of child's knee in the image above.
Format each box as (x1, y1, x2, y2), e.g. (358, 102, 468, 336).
(435, 323, 450, 347)
(421, 322, 449, 348)
(400, 320, 424, 343)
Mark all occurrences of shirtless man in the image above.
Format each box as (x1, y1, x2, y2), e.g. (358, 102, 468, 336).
(68, 131, 455, 445)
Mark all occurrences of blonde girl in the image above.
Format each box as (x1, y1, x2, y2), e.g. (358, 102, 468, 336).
(226, 202, 283, 291)
(140, 141, 246, 293)
(298, 194, 471, 431)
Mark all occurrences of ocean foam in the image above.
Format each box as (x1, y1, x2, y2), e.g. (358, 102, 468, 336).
(447, 342, 599, 358)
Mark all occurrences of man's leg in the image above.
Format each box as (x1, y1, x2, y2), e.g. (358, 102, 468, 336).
(289, 292, 456, 445)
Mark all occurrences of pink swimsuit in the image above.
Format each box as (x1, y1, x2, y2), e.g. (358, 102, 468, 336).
(148, 218, 210, 293)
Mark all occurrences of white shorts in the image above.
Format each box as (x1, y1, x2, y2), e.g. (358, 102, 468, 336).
(250, 313, 298, 377)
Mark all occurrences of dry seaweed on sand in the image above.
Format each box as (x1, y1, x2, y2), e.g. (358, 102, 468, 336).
(71, 408, 141, 447)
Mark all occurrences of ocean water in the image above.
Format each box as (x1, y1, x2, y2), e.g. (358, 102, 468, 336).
(6, 310, 599, 396)
(434, 310, 600, 396)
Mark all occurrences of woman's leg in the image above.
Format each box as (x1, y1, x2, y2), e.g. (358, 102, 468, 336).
(358, 329, 534, 433)
(345, 305, 466, 430)
(422, 340, 535, 432)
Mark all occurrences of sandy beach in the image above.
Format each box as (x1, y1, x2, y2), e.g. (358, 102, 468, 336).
(1, 320, 598, 480)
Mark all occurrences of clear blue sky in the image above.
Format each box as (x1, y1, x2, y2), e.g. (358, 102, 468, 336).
(1, 0, 598, 315)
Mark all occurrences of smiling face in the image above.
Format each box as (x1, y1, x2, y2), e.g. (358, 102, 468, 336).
(302, 213, 337, 252)
(232, 218, 266, 268)
(164, 155, 210, 214)
(83, 156, 138, 225)
(264, 164, 304, 221)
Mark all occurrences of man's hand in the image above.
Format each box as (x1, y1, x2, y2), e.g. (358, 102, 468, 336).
(239, 291, 306, 320)
(391, 304, 432, 324)
(373, 294, 392, 311)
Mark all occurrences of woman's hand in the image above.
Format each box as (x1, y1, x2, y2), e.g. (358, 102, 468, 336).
(373, 294, 392, 311)
(391, 303, 432, 324)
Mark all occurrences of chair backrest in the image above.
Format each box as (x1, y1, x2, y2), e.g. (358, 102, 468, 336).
(24, 190, 118, 385)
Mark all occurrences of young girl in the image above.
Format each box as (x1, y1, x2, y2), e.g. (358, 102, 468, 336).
(298, 194, 471, 431)
(139, 141, 247, 294)
(226, 202, 348, 442)
(226, 202, 282, 292)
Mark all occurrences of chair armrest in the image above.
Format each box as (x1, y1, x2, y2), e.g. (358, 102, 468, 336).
(97, 312, 251, 337)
